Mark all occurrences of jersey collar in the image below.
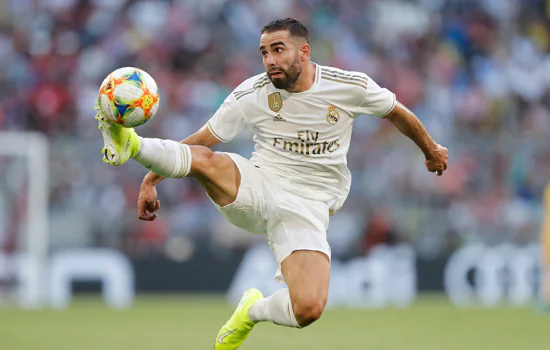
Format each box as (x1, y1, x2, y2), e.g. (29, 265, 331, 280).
(279, 62, 321, 98)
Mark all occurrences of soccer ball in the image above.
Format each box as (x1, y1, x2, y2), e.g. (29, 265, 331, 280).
(97, 67, 160, 128)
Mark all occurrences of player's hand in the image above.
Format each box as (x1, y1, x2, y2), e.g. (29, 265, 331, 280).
(425, 143, 448, 176)
(138, 180, 160, 221)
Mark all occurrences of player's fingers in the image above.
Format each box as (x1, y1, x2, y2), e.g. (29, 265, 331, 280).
(436, 144, 448, 156)
(139, 211, 157, 221)
(138, 201, 151, 220)
(151, 200, 160, 212)
(138, 208, 148, 220)
(137, 200, 147, 218)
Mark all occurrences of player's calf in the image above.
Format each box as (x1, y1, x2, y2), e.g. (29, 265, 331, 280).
(188, 147, 241, 207)
(187, 146, 225, 177)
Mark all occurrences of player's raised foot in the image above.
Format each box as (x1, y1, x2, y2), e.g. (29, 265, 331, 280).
(215, 288, 264, 350)
(94, 111, 140, 166)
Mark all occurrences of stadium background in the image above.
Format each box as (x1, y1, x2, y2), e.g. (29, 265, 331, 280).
(0, 0, 549, 349)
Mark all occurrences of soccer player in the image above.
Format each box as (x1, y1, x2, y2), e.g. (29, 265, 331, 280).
(95, 18, 448, 349)
(541, 183, 550, 310)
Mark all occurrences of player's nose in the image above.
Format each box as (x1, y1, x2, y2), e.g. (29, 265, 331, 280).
(265, 54, 277, 66)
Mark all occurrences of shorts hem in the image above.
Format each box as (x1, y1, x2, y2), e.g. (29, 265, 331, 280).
(274, 247, 332, 284)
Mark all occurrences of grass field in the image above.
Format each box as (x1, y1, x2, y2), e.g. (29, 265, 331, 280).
(1, 294, 547, 350)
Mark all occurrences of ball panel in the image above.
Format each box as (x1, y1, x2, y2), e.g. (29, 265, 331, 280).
(124, 108, 145, 128)
(113, 84, 143, 102)
(99, 94, 116, 121)
(150, 102, 159, 118)
(139, 70, 158, 94)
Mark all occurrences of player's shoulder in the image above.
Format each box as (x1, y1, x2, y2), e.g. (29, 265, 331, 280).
(319, 65, 370, 91)
(232, 73, 271, 101)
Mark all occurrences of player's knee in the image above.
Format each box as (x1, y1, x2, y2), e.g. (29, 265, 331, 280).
(293, 296, 327, 327)
(190, 146, 217, 176)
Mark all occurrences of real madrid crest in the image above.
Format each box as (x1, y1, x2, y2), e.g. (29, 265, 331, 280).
(327, 105, 339, 125)
(268, 92, 283, 112)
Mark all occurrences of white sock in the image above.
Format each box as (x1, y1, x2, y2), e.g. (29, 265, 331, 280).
(248, 288, 300, 328)
(133, 137, 192, 178)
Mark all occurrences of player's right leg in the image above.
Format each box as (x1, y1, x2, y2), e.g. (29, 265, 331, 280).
(97, 113, 265, 348)
(96, 113, 239, 207)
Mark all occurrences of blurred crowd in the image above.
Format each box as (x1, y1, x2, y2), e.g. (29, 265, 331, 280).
(1, 0, 550, 261)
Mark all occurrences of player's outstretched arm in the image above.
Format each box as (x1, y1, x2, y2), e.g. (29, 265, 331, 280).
(138, 124, 221, 221)
(383, 102, 448, 176)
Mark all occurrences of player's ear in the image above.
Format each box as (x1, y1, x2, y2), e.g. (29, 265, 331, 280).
(300, 43, 310, 61)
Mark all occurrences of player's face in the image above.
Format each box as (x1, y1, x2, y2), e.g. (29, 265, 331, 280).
(259, 30, 304, 90)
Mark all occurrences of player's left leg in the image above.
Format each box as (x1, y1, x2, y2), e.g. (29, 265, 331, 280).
(214, 193, 330, 349)
(244, 195, 331, 330)
(215, 250, 329, 350)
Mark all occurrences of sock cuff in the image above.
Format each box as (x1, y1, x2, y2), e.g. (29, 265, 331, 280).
(171, 143, 192, 178)
(134, 136, 145, 160)
(133, 138, 192, 179)
(287, 295, 301, 328)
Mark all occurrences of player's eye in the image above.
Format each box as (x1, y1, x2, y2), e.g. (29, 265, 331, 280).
(261, 51, 268, 57)
(275, 47, 283, 53)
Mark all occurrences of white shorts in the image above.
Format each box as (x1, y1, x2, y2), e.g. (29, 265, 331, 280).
(210, 153, 331, 284)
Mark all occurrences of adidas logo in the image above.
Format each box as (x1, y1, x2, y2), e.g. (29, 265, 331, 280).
(273, 114, 286, 122)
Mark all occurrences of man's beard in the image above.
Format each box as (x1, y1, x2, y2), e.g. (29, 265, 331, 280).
(268, 59, 301, 90)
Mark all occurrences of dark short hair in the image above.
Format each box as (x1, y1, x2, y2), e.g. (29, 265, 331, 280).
(261, 18, 310, 44)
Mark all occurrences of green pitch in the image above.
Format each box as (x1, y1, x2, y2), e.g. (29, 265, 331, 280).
(1, 294, 547, 350)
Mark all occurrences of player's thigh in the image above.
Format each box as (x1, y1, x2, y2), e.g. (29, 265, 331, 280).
(282, 250, 330, 318)
(268, 193, 331, 284)
(206, 153, 271, 234)
(188, 146, 239, 207)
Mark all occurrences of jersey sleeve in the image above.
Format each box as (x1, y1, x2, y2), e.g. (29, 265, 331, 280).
(206, 94, 247, 142)
(355, 77, 396, 118)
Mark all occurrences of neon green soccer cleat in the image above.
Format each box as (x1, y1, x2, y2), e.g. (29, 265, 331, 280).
(215, 288, 264, 350)
(94, 102, 140, 166)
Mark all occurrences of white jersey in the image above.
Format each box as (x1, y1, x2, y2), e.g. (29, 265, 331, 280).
(207, 64, 395, 213)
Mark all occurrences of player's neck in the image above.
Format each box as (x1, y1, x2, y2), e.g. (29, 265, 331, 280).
(285, 62, 316, 93)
